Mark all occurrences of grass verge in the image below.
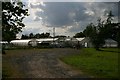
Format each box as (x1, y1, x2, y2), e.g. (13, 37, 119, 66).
(61, 48, 118, 78)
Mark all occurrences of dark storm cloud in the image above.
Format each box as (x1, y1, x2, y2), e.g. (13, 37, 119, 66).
(35, 2, 91, 27)
(89, 2, 118, 16)
(29, 2, 118, 32)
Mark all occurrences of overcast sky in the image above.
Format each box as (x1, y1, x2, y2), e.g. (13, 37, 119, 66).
(17, 0, 119, 38)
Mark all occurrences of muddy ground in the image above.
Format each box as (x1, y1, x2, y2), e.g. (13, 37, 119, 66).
(2, 48, 89, 78)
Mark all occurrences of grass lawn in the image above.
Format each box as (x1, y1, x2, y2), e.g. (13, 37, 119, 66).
(61, 48, 118, 78)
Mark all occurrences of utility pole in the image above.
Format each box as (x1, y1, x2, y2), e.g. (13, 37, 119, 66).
(53, 27, 55, 44)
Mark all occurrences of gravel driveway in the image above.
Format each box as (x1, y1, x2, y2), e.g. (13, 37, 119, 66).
(3, 48, 88, 78)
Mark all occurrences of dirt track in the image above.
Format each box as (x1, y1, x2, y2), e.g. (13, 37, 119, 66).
(3, 48, 89, 78)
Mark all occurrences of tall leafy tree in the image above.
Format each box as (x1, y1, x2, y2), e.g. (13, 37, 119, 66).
(83, 23, 104, 50)
(103, 11, 120, 48)
(93, 19, 105, 50)
(83, 23, 95, 37)
(2, 1, 29, 42)
(116, 27, 120, 48)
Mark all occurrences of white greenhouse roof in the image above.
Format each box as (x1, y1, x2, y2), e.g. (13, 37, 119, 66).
(0, 41, 8, 44)
(10, 38, 58, 43)
(76, 38, 85, 41)
(36, 38, 58, 42)
(66, 38, 71, 41)
(10, 39, 31, 43)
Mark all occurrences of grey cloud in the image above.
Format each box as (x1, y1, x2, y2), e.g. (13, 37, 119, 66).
(35, 2, 90, 27)
(29, 3, 45, 9)
(68, 21, 90, 33)
(34, 17, 41, 21)
(92, 2, 118, 16)
(28, 2, 118, 32)
(22, 27, 43, 35)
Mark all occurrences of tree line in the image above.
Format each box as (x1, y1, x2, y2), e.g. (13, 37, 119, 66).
(21, 33, 69, 39)
(21, 32, 51, 39)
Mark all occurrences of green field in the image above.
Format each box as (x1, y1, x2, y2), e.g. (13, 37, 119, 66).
(61, 48, 118, 78)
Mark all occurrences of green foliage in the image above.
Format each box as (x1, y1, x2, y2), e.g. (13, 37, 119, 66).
(29, 33, 34, 39)
(83, 22, 105, 50)
(116, 28, 120, 47)
(74, 32, 85, 38)
(83, 23, 95, 37)
(103, 11, 120, 48)
(55, 35, 67, 38)
(61, 48, 118, 78)
(21, 32, 51, 39)
(2, 1, 29, 42)
(21, 34, 29, 39)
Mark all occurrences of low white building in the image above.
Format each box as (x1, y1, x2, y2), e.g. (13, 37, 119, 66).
(78, 37, 93, 48)
(78, 37, 118, 48)
(103, 39, 118, 47)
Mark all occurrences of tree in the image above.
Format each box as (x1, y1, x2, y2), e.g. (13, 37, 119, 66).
(83, 23, 94, 37)
(83, 23, 104, 50)
(55, 35, 66, 38)
(21, 34, 29, 39)
(116, 26, 120, 48)
(35, 33, 41, 38)
(74, 32, 85, 38)
(93, 19, 105, 50)
(44, 32, 50, 38)
(39, 32, 50, 38)
(29, 33, 34, 39)
(83, 19, 107, 50)
(103, 11, 120, 48)
(2, 1, 29, 42)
